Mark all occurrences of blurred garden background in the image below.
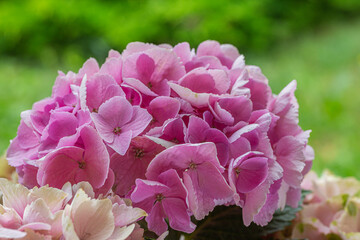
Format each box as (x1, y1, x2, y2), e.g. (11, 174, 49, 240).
(0, 0, 359, 178)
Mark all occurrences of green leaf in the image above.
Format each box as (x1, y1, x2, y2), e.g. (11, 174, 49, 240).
(138, 219, 158, 240)
(185, 190, 310, 240)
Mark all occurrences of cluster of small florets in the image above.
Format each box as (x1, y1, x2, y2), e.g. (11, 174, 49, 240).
(0, 179, 146, 239)
(292, 171, 360, 240)
(7, 40, 313, 236)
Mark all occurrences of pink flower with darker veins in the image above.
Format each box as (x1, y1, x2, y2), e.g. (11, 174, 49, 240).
(37, 126, 109, 189)
(131, 169, 195, 235)
(91, 96, 152, 155)
(110, 136, 165, 196)
(146, 143, 234, 220)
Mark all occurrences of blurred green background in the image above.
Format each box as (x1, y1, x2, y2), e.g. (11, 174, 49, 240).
(0, 0, 359, 178)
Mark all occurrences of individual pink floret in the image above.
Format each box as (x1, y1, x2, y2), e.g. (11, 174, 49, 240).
(147, 96, 181, 128)
(196, 40, 240, 69)
(122, 46, 186, 97)
(110, 136, 165, 196)
(228, 151, 268, 195)
(131, 169, 195, 235)
(146, 143, 234, 220)
(186, 116, 230, 166)
(37, 126, 109, 189)
(79, 73, 125, 113)
(91, 96, 152, 155)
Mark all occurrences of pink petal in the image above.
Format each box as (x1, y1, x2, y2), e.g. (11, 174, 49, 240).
(122, 77, 158, 97)
(112, 204, 146, 228)
(232, 154, 268, 193)
(0, 228, 26, 238)
(0, 179, 30, 218)
(131, 179, 169, 204)
(146, 202, 167, 236)
(122, 42, 156, 58)
(242, 159, 283, 226)
(146, 143, 218, 180)
(99, 57, 123, 84)
(145, 47, 186, 82)
(121, 106, 152, 137)
(121, 84, 142, 105)
(148, 97, 180, 125)
(18, 222, 51, 231)
(163, 198, 195, 233)
(156, 118, 186, 144)
(110, 130, 133, 155)
(111, 137, 164, 196)
(92, 96, 133, 143)
(173, 42, 193, 64)
(178, 68, 216, 93)
(78, 58, 100, 81)
(37, 147, 83, 188)
(275, 136, 305, 187)
(81, 126, 110, 188)
(17, 121, 39, 149)
(187, 116, 230, 166)
(183, 162, 234, 220)
(136, 53, 155, 82)
(168, 82, 210, 108)
(42, 112, 78, 142)
(208, 69, 230, 94)
(253, 179, 282, 226)
(197, 40, 237, 69)
(84, 74, 125, 112)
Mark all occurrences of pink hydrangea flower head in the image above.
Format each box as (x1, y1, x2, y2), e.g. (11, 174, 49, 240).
(6, 40, 313, 230)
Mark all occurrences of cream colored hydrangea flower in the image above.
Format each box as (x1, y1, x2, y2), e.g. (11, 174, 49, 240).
(0, 178, 146, 239)
(292, 171, 360, 240)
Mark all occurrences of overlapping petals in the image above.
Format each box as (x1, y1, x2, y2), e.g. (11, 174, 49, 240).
(7, 40, 313, 236)
(0, 178, 145, 240)
(292, 171, 360, 240)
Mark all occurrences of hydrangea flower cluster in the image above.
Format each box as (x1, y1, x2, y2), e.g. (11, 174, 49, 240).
(6, 40, 313, 236)
(292, 171, 360, 240)
(0, 178, 146, 239)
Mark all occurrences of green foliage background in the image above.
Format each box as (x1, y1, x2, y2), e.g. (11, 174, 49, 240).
(0, 0, 359, 178)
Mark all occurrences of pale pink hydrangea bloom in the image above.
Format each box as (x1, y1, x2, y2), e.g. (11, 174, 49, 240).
(7, 40, 313, 236)
(0, 178, 146, 240)
(292, 171, 360, 240)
